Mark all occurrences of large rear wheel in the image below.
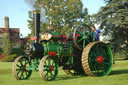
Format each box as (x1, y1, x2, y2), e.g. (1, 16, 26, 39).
(82, 42, 113, 76)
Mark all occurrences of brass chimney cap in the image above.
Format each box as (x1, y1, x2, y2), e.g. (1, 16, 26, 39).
(33, 10, 40, 13)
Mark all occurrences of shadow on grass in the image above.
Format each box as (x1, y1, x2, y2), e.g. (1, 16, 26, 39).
(109, 69, 128, 75)
(0, 69, 12, 75)
(56, 74, 88, 81)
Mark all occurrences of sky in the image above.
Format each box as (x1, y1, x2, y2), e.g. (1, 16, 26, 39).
(0, 0, 105, 37)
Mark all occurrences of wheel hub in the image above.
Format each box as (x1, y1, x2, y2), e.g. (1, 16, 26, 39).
(22, 66, 26, 71)
(96, 56, 103, 63)
(49, 66, 54, 71)
(82, 36, 86, 39)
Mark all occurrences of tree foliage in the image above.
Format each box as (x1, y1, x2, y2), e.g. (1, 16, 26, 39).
(2, 33, 12, 56)
(26, 0, 89, 37)
(92, 0, 128, 54)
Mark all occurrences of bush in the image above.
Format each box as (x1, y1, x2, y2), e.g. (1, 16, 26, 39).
(0, 48, 3, 54)
(12, 48, 25, 56)
(113, 52, 127, 60)
(2, 33, 13, 56)
(0, 54, 17, 62)
(0, 48, 25, 62)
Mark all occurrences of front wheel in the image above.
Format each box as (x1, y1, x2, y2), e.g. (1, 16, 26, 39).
(12, 56, 32, 80)
(39, 55, 58, 81)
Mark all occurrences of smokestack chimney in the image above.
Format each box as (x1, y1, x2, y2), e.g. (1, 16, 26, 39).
(33, 10, 40, 43)
(4, 16, 9, 28)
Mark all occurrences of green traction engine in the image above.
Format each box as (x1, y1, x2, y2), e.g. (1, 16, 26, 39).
(12, 11, 113, 81)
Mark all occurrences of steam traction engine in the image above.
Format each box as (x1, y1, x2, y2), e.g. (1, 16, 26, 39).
(12, 11, 113, 81)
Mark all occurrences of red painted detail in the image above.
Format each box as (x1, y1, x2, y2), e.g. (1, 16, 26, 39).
(53, 35, 60, 38)
(61, 34, 67, 38)
(75, 34, 81, 40)
(48, 57, 50, 59)
(22, 66, 26, 71)
(30, 37, 37, 40)
(75, 38, 77, 40)
(49, 66, 54, 71)
(49, 52, 56, 56)
(76, 34, 80, 37)
(61, 34, 68, 44)
(97, 56, 103, 63)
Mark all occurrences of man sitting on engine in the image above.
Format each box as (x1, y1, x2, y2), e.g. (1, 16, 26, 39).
(90, 25, 101, 41)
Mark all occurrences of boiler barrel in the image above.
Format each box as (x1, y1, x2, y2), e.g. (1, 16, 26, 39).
(43, 43, 72, 57)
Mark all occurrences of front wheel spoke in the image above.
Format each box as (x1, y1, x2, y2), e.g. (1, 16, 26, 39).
(25, 60, 29, 65)
(17, 70, 21, 75)
(52, 61, 55, 66)
(16, 68, 22, 71)
(50, 60, 54, 65)
(20, 71, 24, 79)
(43, 68, 49, 71)
(50, 72, 53, 77)
(44, 65, 49, 67)
(44, 61, 48, 66)
(48, 59, 51, 65)
(25, 71, 28, 76)
(45, 72, 49, 78)
(19, 60, 23, 66)
(24, 60, 27, 65)
(16, 64, 21, 68)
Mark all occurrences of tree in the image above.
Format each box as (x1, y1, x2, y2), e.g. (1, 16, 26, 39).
(2, 33, 12, 56)
(92, 0, 128, 56)
(26, 0, 89, 36)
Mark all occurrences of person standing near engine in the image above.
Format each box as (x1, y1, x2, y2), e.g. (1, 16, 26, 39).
(90, 25, 101, 41)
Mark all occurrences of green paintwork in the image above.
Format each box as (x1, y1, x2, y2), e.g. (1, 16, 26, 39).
(42, 41, 73, 57)
(88, 42, 113, 76)
(15, 57, 32, 80)
(26, 58, 39, 71)
(50, 31, 60, 40)
(42, 56, 58, 81)
(74, 24, 94, 50)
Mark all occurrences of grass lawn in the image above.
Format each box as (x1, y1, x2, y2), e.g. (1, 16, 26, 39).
(0, 60, 128, 85)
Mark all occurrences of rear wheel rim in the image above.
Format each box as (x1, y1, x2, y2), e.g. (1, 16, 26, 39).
(82, 42, 113, 76)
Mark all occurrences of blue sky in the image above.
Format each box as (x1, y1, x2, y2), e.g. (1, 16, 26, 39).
(0, 0, 105, 37)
